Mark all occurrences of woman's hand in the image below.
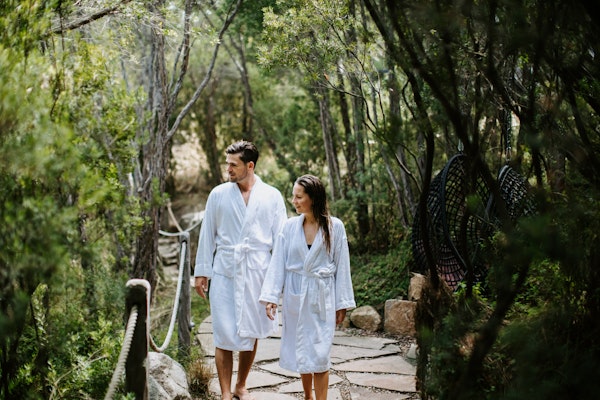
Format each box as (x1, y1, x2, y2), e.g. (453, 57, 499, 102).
(265, 302, 277, 320)
(335, 309, 347, 325)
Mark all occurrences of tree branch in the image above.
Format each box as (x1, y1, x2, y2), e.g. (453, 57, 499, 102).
(165, 0, 243, 146)
(49, 0, 133, 35)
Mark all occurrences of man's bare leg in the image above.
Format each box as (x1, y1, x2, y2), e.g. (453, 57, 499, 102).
(301, 373, 314, 400)
(233, 340, 257, 400)
(314, 371, 329, 400)
(215, 347, 234, 400)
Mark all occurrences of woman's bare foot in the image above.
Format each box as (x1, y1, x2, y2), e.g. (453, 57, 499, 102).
(233, 387, 255, 400)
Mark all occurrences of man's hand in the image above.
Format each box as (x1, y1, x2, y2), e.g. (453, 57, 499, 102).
(194, 276, 208, 299)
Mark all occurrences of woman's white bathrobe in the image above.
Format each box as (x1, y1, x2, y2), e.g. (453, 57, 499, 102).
(259, 215, 356, 373)
(194, 176, 287, 351)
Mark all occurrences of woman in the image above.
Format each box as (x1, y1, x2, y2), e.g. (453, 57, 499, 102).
(259, 174, 355, 400)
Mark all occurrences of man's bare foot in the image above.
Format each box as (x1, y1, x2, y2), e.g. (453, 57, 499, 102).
(233, 387, 255, 400)
(221, 394, 233, 400)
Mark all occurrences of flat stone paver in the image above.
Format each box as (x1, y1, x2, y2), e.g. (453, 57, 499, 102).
(209, 371, 289, 393)
(248, 392, 297, 400)
(350, 386, 412, 400)
(332, 335, 398, 349)
(333, 355, 416, 375)
(278, 374, 343, 393)
(196, 333, 214, 356)
(198, 317, 419, 399)
(254, 337, 282, 362)
(345, 372, 417, 393)
(245, 370, 290, 389)
(259, 361, 300, 378)
(330, 343, 399, 362)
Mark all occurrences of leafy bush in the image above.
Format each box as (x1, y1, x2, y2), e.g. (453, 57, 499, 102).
(351, 239, 413, 310)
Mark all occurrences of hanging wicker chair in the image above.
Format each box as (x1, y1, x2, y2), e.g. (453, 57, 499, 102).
(411, 154, 535, 291)
(487, 164, 537, 222)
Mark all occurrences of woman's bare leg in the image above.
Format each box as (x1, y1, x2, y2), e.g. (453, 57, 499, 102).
(300, 373, 314, 400)
(314, 371, 329, 400)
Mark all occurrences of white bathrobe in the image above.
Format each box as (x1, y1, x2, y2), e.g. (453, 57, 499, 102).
(194, 176, 287, 351)
(260, 215, 356, 373)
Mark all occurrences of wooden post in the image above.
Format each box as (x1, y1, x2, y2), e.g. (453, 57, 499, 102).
(178, 232, 192, 359)
(125, 279, 150, 400)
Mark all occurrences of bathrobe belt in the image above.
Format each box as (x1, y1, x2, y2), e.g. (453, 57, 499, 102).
(298, 267, 335, 321)
(218, 240, 271, 270)
(219, 240, 272, 334)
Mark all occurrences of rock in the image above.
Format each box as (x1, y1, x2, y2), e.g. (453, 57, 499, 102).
(339, 313, 352, 329)
(148, 352, 192, 400)
(406, 343, 419, 360)
(350, 305, 382, 332)
(148, 375, 171, 400)
(170, 134, 205, 195)
(408, 273, 426, 301)
(384, 299, 416, 337)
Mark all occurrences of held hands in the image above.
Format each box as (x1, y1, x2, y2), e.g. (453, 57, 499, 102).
(194, 276, 208, 299)
(265, 302, 277, 320)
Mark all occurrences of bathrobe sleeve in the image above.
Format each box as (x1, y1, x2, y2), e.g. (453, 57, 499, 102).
(332, 217, 356, 311)
(194, 185, 222, 278)
(259, 219, 293, 305)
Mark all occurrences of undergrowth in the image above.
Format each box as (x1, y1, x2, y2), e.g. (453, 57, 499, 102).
(350, 238, 413, 312)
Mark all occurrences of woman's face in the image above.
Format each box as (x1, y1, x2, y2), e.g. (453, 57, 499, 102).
(292, 183, 313, 216)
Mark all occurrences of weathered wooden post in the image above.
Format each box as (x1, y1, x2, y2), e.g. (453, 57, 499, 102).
(125, 279, 150, 400)
(178, 232, 192, 359)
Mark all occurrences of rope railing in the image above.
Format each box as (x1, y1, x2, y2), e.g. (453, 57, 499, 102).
(104, 210, 202, 400)
(149, 239, 187, 353)
(159, 210, 204, 236)
(104, 305, 139, 400)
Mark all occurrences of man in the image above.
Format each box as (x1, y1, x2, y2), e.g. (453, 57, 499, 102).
(194, 140, 287, 400)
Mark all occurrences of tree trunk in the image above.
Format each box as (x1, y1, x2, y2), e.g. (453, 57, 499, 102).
(132, 2, 170, 294)
(314, 86, 342, 201)
(201, 78, 223, 188)
(347, 0, 370, 238)
(130, 0, 242, 294)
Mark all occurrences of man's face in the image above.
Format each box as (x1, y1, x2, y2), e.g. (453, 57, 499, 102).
(225, 153, 251, 183)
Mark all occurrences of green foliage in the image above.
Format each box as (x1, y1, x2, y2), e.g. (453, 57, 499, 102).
(259, 0, 349, 78)
(251, 70, 325, 189)
(420, 182, 600, 398)
(350, 240, 412, 310)
(0, 0, 62, 53)
(0, 3, 144, 397)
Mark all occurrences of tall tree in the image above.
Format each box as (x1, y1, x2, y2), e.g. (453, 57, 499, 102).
(123, 0, 243, 290)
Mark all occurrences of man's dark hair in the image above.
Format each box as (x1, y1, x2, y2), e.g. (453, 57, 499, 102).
(226, 140, 259, 165)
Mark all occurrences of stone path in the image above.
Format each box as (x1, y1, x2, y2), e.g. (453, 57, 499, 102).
(195, 316, 420, 400)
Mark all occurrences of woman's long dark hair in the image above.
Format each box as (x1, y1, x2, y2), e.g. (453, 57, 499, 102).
(295, 175, 332, 253)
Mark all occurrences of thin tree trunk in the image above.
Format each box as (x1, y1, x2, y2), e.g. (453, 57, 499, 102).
(131, 0, 242, 294)
(336, 69, 356, 199)
(133, 7, 170, 292)
(347, 0, 370, 238)
(201, 78, 223, 187)
(315, 86, 342, 201)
